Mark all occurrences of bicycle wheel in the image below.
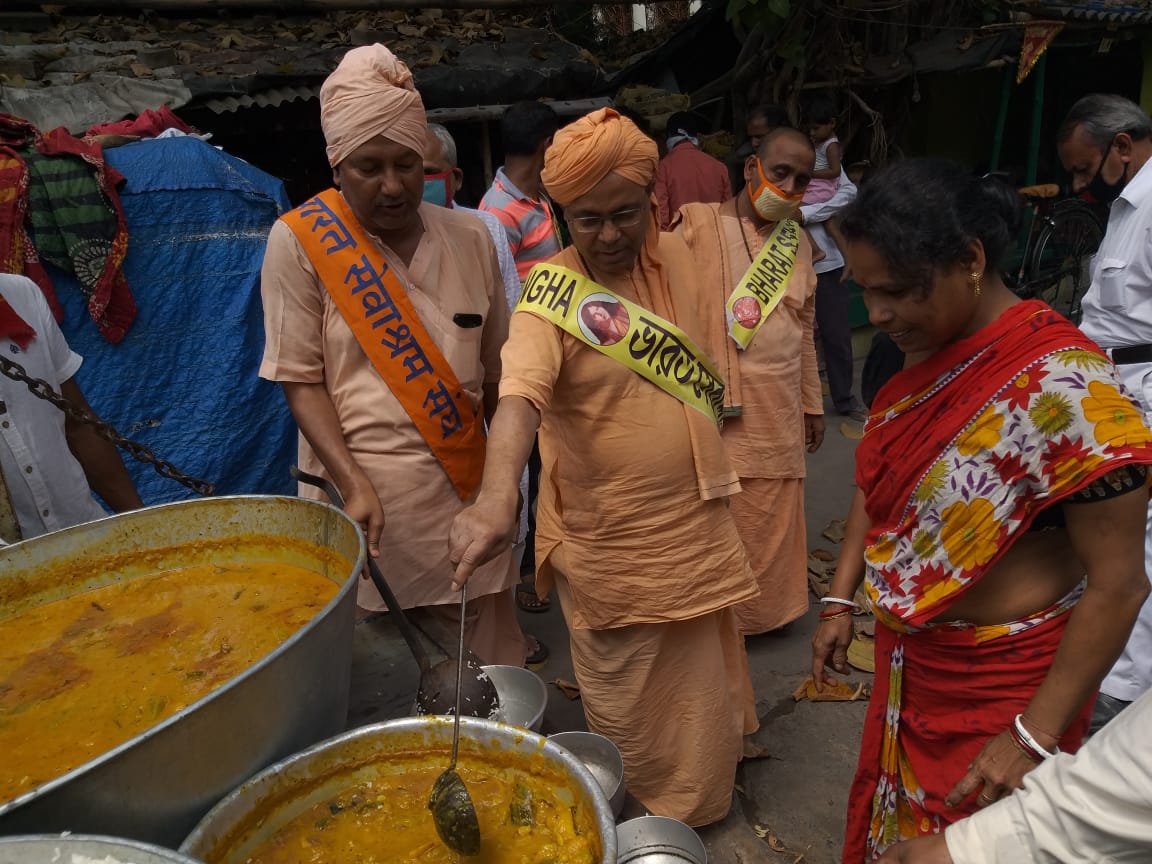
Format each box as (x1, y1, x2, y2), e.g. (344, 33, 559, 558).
(1024, 200, 1105, 323)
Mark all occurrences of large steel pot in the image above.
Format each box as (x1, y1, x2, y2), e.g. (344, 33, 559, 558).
(0, 835, 203, 864)
(180, 717, 619, 863)
(0, 496, 365, 848)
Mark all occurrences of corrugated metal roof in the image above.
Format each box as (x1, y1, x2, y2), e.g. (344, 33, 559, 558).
(1040, 1, 1152, 23)
(202, 85, 319, 115)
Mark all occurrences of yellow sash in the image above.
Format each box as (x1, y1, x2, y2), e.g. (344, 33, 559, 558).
(726, 218, 799, 350)
(281, 189, 485, 500)
(517, 264, 725, 423)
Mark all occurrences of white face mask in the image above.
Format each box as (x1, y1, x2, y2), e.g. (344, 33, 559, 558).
(748, 158, 804, 221)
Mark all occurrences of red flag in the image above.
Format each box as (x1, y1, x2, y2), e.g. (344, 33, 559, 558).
(1017, 22, 1064, 84)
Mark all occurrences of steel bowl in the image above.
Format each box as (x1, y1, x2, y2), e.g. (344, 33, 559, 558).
(616, 816, 708, 863)
(0, 496, 365, 847)
(0, 835, 203, 864)
(482, 663, 548, 731)
(180, 716, 618, 864)
(548, 731, 626, 818)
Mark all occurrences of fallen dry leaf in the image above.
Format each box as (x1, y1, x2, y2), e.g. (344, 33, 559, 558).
(753, 825, 787, 852)
(792, 676, 870, 703)
(822, 519, 847, 544)
(807, 574, 829, 599)
(840, 421, 863, 441)
(552, 679, 581, 700)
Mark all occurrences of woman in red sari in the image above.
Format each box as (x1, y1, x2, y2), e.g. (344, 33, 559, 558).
(812, 160, 1152, 863)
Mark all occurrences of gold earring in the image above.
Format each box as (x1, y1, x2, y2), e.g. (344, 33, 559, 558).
(971, 271, 982, 298)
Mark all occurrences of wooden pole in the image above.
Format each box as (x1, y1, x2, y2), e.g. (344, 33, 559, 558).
(1025, 52, 1047, 186)
(5, 0, 645, 9)
(480, 120, 494, 189)
(988, 64, 1013, 173)
(427, 97, 611, 123)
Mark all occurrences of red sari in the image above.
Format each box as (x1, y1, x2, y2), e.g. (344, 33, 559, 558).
(844, 301, 1152, 862)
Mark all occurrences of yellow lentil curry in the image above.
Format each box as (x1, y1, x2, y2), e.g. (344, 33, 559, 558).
(241, 753, 600, 864)
(0, 559, 338, 803)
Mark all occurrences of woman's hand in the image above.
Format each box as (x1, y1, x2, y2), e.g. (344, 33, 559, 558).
(811, 614, 853, 691)
(945, 728, 1043, 808)
(875, 835, 953, 863)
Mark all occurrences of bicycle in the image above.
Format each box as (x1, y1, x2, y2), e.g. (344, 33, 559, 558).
(1003, 187, 1106, 325)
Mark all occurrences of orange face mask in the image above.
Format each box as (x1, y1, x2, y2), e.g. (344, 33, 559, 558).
(748, 158, 804, 222)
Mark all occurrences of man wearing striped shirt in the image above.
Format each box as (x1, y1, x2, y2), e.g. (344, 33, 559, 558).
(481, 101, 564, 615)
(481, 102, 563, 284)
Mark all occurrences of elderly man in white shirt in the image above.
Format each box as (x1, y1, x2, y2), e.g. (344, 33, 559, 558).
(875, 688, 1152, 863)
(0, 273, 142, 544)
(1056, 93, 1152, 732)
(798, 168, 864, 419)
(422, 123, 522, 311)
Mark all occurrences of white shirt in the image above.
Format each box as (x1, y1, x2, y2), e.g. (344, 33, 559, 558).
(800, 169, 857, 275)
(457, 204, 522, 312)
(0, 274, 107, 541)
(1080, 156, 1152, 349)
(945, 689, 1152, 863)
(1078, 158, 1152, 703)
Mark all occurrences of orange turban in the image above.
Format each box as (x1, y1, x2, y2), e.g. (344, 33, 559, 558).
(541, 108, 658, 206)
(319, 44, 427, 167)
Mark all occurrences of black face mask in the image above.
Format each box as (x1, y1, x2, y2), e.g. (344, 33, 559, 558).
(1087, 138, 1128, 204)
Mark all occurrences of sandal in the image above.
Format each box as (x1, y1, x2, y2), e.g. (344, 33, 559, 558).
(526, 635, 550, 666)
(516, 580, 552, 613)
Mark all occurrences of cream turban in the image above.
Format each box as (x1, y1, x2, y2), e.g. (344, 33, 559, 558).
(541, 108, 659, 206)
(319, 44, 427, 167)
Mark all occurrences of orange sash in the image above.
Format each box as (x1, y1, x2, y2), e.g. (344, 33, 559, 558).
(281, 189, 485, 500)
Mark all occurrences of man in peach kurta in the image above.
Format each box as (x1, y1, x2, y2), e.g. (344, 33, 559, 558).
(673, 128, 823, 636)
(449, 108, 760, 827)
(259, 44, 526, 666)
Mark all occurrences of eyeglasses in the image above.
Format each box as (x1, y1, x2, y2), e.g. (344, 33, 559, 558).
(566, 206, 646, 234)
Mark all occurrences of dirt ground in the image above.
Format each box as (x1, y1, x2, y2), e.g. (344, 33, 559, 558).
(346, 372, 872, 864)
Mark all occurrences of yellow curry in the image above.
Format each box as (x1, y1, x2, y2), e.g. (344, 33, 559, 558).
(241, 755, 600, 864)
(0, 559, 337, 803)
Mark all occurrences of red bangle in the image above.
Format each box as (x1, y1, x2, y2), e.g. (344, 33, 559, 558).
(1008, 719, 1047, 762)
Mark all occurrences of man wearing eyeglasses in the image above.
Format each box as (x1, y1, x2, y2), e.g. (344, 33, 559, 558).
(448, 108, 760, 829)
(1057, 93, 1152, 734)
(672, 127, 824, 638)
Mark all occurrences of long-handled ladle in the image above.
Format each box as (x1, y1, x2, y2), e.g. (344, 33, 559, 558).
(290, 466, 498, 718)
(427, 583, 483, 856)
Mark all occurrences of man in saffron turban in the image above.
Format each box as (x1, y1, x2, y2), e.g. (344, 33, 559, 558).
(450, 108, 761, 826)
(258, 44, 532, 667)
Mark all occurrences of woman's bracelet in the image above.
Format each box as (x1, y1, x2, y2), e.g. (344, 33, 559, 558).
(1011, 714, 1059, 761)
(818, 609, 852, 621)
(819, 596, 861, 610)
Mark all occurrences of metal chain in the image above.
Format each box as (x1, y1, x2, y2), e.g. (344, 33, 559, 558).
(0, 354, 215, 496)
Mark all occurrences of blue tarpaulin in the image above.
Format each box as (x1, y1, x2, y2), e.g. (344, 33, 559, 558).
(54, 135, 297, 504)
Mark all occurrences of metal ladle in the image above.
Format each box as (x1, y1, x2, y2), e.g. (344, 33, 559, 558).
(289, 467, 498, 718)
(427, 584, 483, 856)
